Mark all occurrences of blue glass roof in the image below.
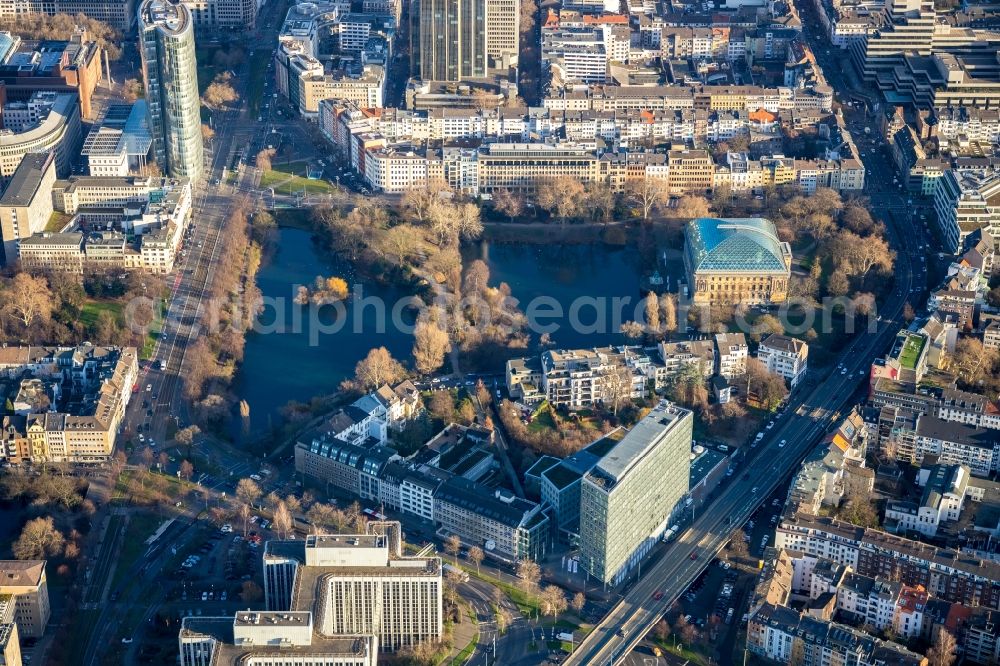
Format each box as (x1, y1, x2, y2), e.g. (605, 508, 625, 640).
(686, 217, 788, 273)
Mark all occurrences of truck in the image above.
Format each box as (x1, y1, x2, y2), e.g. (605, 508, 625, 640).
(662, 526, 678, 543)
(443, 564, 469, 582)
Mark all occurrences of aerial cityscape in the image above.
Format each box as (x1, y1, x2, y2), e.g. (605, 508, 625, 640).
(0, 0, 997, 663)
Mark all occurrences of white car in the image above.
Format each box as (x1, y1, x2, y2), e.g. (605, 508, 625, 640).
(779, 439, 786, 448)
(249, 474, 262, 481)
(221, 524, 233, 533)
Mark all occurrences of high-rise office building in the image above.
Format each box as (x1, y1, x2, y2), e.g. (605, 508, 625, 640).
(579, 402, 693, 585)
(410, 0, 487, 81)
(486, 0, 519, 68)
(138, 0, 204, 180)
(262, 522, 443, 651)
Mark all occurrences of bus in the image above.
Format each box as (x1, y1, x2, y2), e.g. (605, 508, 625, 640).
(363, 508, 387, 521)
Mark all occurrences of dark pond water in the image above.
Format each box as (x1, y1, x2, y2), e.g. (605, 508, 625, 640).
(235, 230, 645, 429)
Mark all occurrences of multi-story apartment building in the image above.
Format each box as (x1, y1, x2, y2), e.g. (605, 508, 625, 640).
(748, 603, 926, 664)
(756, 334, 809, 387)
(787, 412, 870, 515)
(878, 405, 1000, 477)
(0, 152, 55, 265)
(0, 346, 137, 463)
(873, 381, 1000, 430)
(537, 347, 646, 410)
(0, 0, 137, 31)
(139, 0, 204, 180)
(580, 402, 692, 584)
(714, 332, 748, 380)
(934, 106, 1000, 145)
(776, 513, 1000, 608)
(0, 92, 80, 183)
(0, 561, 49, 639)
(658, 340, 716, 378)
(258, 523, 442, 651)
(684, 217, 792, 306)
(884, 463, 968, 537)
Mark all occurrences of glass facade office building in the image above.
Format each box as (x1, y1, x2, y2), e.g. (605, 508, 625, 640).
(580, 403, 693, 585)
(139, 0, 203, 180)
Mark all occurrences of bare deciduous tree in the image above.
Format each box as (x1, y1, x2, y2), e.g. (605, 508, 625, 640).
(627, 176, 670, 220)
(13, 517, 65, 559)
(926, 627, 957, 666)
(413, 321, 451, 375)
(444, 534, 461, 564)
(5, 273, 53, 327)
(466, 545, 484, 573)
(644, 292, 660, 335)
(535, 176, 585, 222)
(493, 188, 526, 221)
(517, 559, 541, 596)
(353, 347, 406, 390)
(540, 585, 568, 619)
(236, 478, 262, 509)
(600, 363, 634, 415)
(673, 194, 710, 220)
(273, 500, 293, 539)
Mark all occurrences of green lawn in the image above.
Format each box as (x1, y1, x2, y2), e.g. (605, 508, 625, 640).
(270, 159, 315, 177)
(527, 408, 556, 433)
(141, 299, 168, 360)
(259, 168, 335, 196)
(46, 211, 72, 232)
(898, 334, 926, 370)
(80, 300, 124, 327)
(654, 639, 714, 666)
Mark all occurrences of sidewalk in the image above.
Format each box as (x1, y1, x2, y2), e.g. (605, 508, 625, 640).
(442, 605, 480, 665)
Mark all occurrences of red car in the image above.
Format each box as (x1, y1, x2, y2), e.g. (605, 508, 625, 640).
(689, 550, 698, 560)
(653, 591, 664, 601)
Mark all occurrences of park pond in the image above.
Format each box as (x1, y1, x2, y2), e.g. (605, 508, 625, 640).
(233, 227, 654, 430)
